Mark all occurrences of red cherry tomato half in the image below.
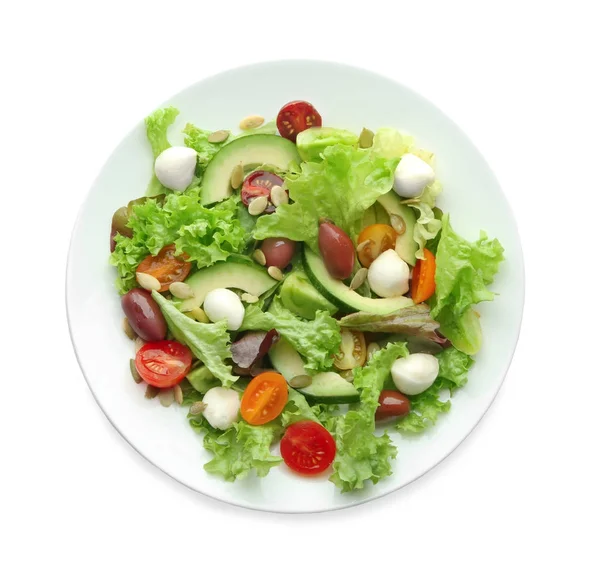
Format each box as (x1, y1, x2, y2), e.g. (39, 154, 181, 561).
(276, 101, 322, 142)
(280, 421, 336, 475)
(241, 171, 284, 206)
(135, 340, 193, 388)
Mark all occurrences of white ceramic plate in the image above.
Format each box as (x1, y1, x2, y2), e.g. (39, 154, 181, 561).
(66, 60, 524, 513)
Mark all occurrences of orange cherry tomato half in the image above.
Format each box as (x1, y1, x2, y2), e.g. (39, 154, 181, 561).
(135, 340, 193, 388)
(136, 244, 191, 292)
(280, 421, 336, 475)
(276, 100, 322, 142)
(357, 224, 398, 268)
(411, 248, 436, 303)
(240, 372, 289, 425)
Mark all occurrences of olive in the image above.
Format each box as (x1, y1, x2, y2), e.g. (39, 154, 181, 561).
(318, 221, 354, 280)
(121, 288, 167, 341)
(261, 238, 296, 269)
(375, 390, 411, 421)
(111, 206, 132, 238)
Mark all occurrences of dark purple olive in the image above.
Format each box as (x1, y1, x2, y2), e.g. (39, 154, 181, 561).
(318, 221, 354, 280)
(121, 288, 167, 341)
(375, 390, 411, 421)
(261, 238, 296, 269)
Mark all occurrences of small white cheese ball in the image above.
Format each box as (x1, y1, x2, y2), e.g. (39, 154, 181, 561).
(393, 153, 435, 198)
(391, 353, 440, 395)
(154, 146, 197, 191)
(202, 387, 240, 430)
(203, 288, 245, 330)
(367, 249, 410, 298)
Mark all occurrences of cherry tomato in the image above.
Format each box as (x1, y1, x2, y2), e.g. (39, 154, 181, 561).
(357, 224, 398, 268)
(136, 244, 191, 292)
(411, 248, 436, 303)
(276, 101, 322, 142)
(261, 237, 296, 269)
(240, 372, 288, 425)
(334, 329, 367, 370)
(280, 421, 336, 475)
(318, 220, 355, 280)
(241, 171, 284, 206)
(375, 390, 411, 421)
(135, 340, 192, 388)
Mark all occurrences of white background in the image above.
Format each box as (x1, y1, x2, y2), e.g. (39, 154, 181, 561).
(1, 1, 598, 571)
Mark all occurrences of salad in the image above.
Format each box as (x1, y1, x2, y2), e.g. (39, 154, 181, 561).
(110, 100, 504, 492)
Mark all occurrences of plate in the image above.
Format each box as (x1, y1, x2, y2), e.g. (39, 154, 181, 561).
(66, 60, 524, 513)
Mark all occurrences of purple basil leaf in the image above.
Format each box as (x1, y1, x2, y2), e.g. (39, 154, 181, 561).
(231, 329, 279, 369)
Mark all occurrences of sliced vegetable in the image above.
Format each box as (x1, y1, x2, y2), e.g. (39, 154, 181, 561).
(241, 170, 284, 208)
(135, 340, 193, 388)
(412, 248, 436, 303)
(333, 329, 367, 370)
(241, 372, 289, 425)
(357, 224, 398, 268)
(136, 244, 191, 293)
(276, 100, 322, 142)
(296, 372, 359, 405)
(280, 421, 336, 475)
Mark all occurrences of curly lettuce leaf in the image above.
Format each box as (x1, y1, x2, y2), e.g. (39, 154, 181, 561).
(194, 418, 282, 481)
(371, 128, 414, 159)
(152, 293, 238, 387)
(240, 297, 341, 373)
(410, 180, 443, 259)
(144, 107, 180, 197)
(396, 346, 474, 433)
(431, 215, 504, 354)
(110, 189, 246, 293)
(296, 127, 359, 162)
(328, 342, 408, 492)
(253, 144, 396, 251)
(280, 388, 321, 427)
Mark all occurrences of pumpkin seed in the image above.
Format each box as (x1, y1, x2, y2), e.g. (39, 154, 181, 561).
(241, 293, 259, 304)
(230, 164, 244, 189)
(357, 239, 373, 253)
(207, 129, 230, 143)
(367, 342, 381, 361)
(270, 185, 289, 207)
(252, 249, 266, 266)
(349, 268, 368, 291)
(145, 385, 159, 399)
(134, 336, 146, 353)
(159, 388, 175, 407)
(169, 281, 194, 299)
(339, 370, 354, 383)
(239, 115, 264, 130)
(136, 272, 161, 292)
(359, 128, 374, 148)
(390, 214, 406, 235)
(248, 195, 268, 216)
(289, 375, 312, 389)
(189, 401, 206, 415)
(122, 317, 136, 340)
(130, 359, 142, 383)
(267, 266, 283, 281)
(185, 306, 209, 323)
(173, 385, 183, 405)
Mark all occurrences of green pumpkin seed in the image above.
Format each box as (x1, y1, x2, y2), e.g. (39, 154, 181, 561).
(230, 164, 244, 189)
(207, 130, 230, 143)
(359, 128, 374, 149)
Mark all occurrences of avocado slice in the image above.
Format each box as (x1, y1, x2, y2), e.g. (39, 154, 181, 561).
(376, 192, 418, 265)
(177, 257, 277, 312)
(303, 248, 414, 314)
(201, 134, 301, 205)
(279, 271, 338, 319)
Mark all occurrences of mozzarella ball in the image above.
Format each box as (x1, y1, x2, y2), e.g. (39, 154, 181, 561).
(393, 153, 435, 198)
(203, 288, 245, 330)
(391, 353, 440, 395)
(154, 146, 197, 191)
(367, 249, 410, 298)
(202, 387, 240, 430)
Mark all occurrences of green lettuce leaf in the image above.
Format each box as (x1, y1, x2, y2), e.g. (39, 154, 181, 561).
(240, 297, 341, 373)
(280, 388, 321, 427)
(296, 127, 359, 162)
(198, 419, 282, 481)
(110, 189, 246, 293)
(144, 107, 180, 197)
(253, 144, 396, 251)
(396, 346, 474, 433)
(152, 293, 238, 387)
(337, 304, 444, 343)
(431, 215, 504, 354)
(328, 342, 408, 492)
(410, 180, 443, 260)
(372, 128, 414, 159)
